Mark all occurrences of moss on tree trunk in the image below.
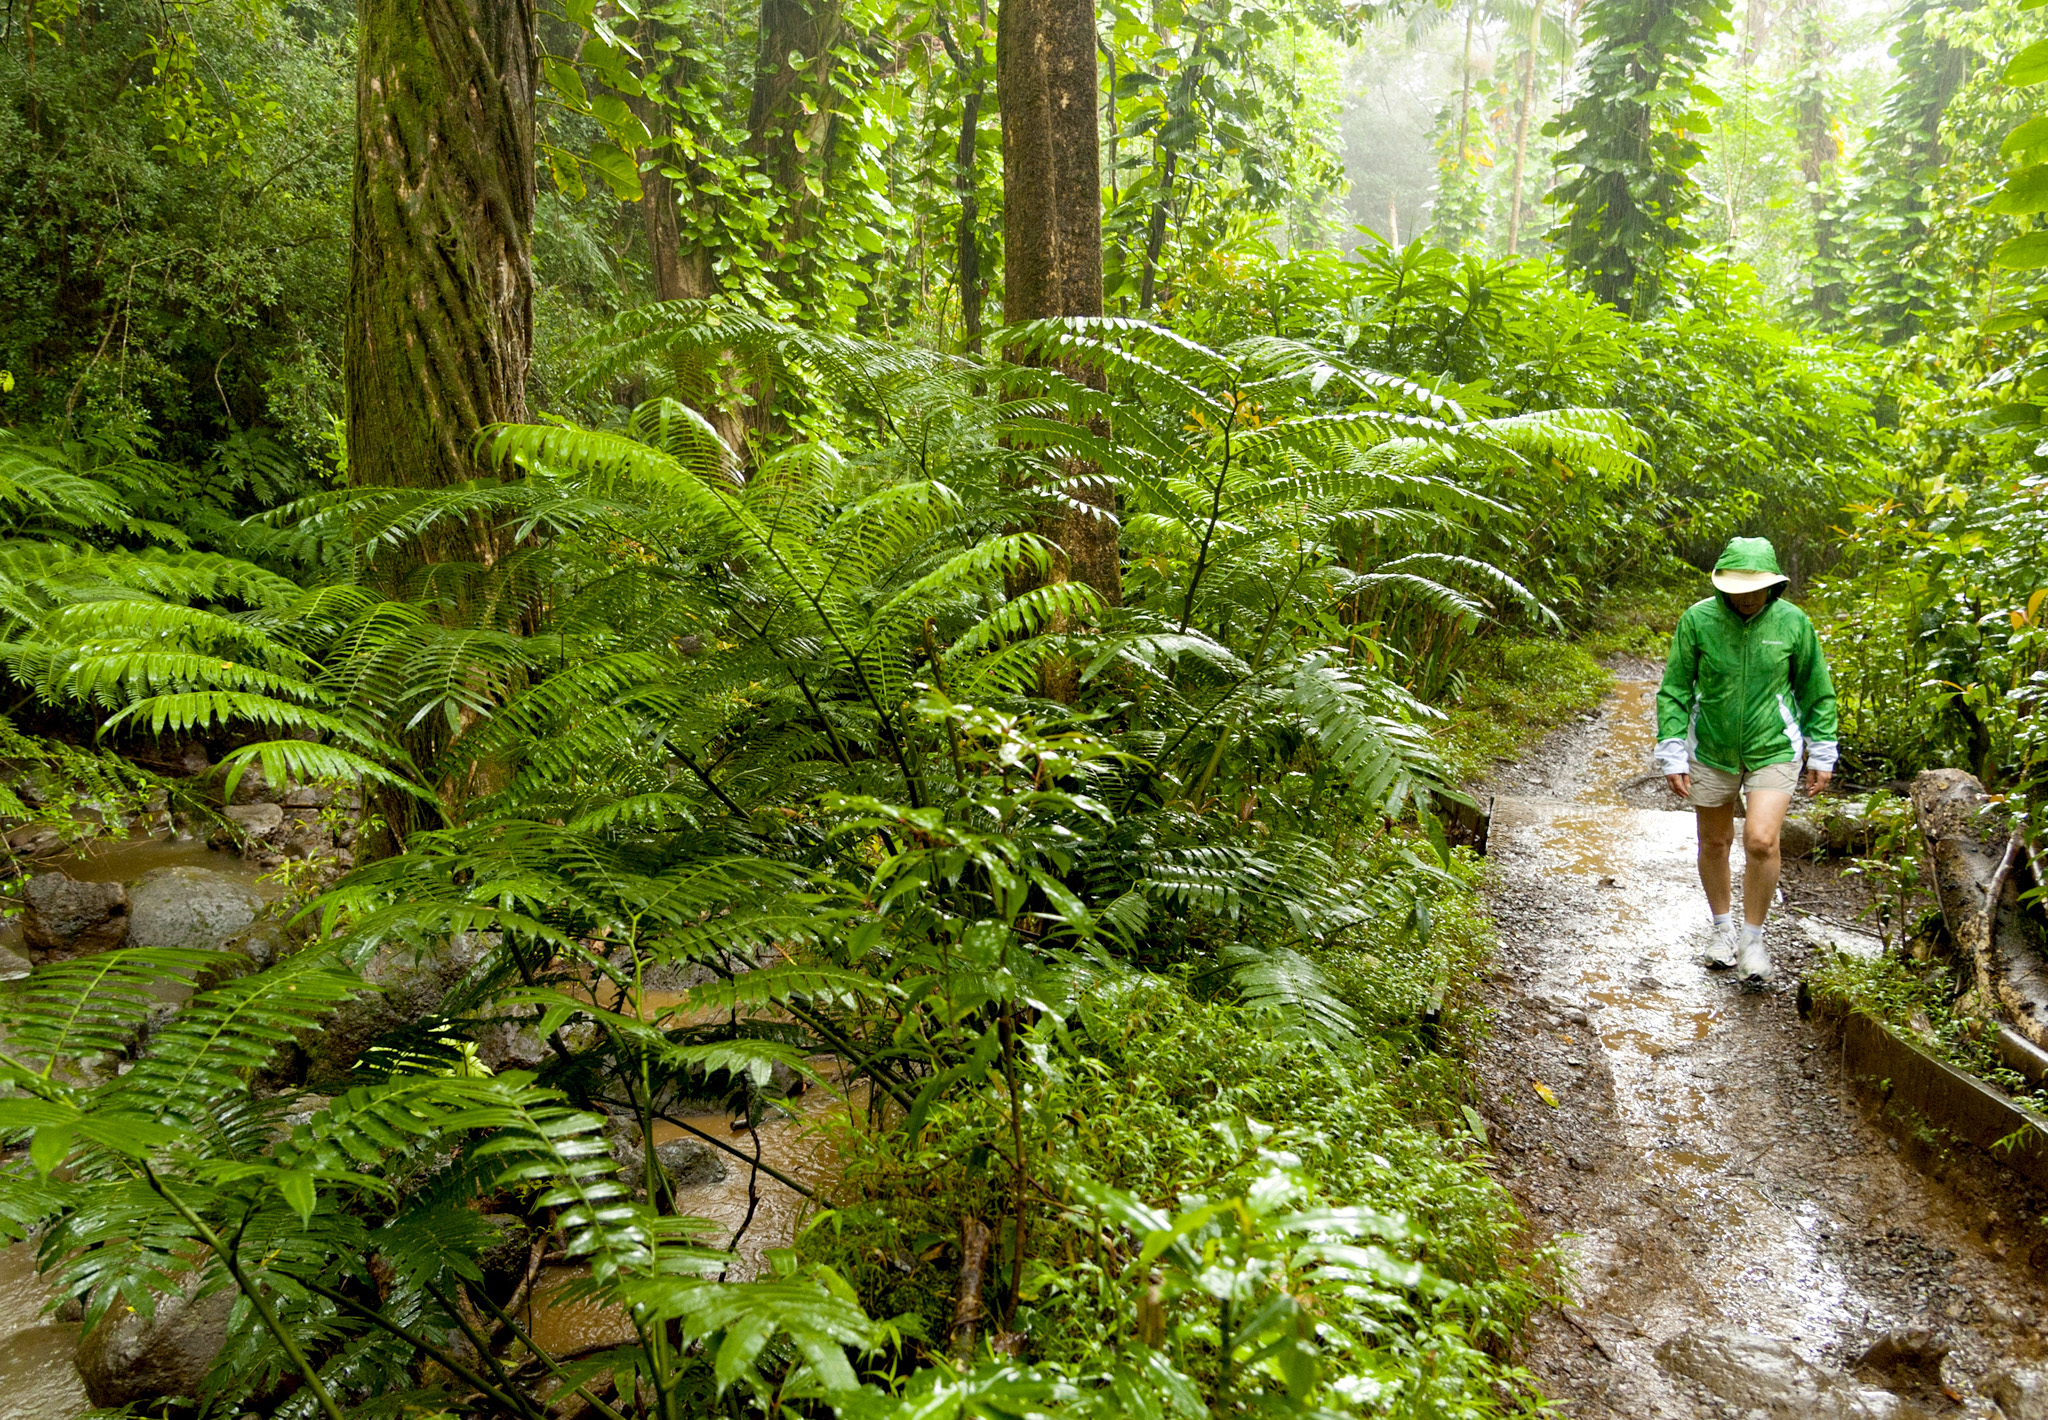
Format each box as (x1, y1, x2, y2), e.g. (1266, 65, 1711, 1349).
(345, 0, 537, 522)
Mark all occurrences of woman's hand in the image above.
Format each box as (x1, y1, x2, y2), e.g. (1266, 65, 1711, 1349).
(1666, 772, 1691, 799)
(1805, 767, 1832, 796)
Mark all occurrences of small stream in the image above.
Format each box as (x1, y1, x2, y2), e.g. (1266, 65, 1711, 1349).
(522, 1080, 861, 1356)
(0, 834, 854, 1411)
(0, 833, 274, 1416)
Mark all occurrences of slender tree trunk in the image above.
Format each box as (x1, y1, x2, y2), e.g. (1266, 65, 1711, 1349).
(1506, 0, 1546, 254)
(1138, 60, 1201, 310)
(624, 18, 751, 462)
(1456, 4, 1474, 169)
(1792, 0, 1841, 316)
(999, 0, 1120, 686)
(1138, 148, 1178, 309)
(936, 6, 987, 352)
(1740, 0, 1771, 65)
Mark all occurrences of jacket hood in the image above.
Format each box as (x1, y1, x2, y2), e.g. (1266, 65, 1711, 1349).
(1710, 536, 1790, 596)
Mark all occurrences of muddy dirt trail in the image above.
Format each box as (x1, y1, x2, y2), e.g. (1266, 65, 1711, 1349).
(1479, 670, 2048, 1419)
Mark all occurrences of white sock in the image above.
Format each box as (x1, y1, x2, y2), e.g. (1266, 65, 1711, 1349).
(1742, 921, 1765, 944)
(1712, 912, 1732, 929)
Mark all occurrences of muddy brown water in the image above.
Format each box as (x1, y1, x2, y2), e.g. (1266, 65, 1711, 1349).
(523, 1080, 860, 1357)
(0, 834, 276, 1415)
(1481, 672, 2047, 1418)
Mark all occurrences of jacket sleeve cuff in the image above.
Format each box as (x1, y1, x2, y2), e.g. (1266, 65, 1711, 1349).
(1654, 738, 1689, 775)
(1805, 741, 1839, 772)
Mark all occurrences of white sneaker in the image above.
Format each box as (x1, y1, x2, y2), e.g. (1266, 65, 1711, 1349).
(1704, 922, 1738, 970)
(1736, 931, 1772, 985)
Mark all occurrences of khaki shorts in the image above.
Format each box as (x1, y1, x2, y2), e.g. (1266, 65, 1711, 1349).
(1685, 757, 1799, 808)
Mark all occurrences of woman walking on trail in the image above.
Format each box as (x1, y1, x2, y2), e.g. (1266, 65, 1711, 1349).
(1654, 537, 1839, 986)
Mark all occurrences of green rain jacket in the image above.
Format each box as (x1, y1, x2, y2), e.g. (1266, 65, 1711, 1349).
(1653, 560, 1839, 778)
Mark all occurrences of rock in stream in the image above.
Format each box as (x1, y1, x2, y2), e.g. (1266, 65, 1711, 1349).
(20, 873, 130, 956)
(125, 866, 267, 952)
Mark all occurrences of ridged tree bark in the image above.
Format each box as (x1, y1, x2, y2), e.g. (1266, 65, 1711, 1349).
(346, 0, 537, 520)
(999, 0, 1120, 632)
(346, 0, 538, 843)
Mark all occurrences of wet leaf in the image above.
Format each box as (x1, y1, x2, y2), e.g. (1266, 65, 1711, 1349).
(1531, 1080, 1559, 1108)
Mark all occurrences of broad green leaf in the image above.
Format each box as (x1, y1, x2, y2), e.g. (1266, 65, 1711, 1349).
(276, 1169, 317, 1225)
(1993, 231, 2048, 268)
(29, 1125, 74, 1177)
(1986, 164, 2048, 214)
(2008, 38, 2048, 86)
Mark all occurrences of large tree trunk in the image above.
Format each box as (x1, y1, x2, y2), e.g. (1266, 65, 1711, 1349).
(346, 0, 538, 843)
(999, 0, 1120, 641)
(347, 0, 536, 515)
(748, 0, 843, 268)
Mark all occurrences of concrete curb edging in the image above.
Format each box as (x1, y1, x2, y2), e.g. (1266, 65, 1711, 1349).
(1805, 993, 2048, 1191)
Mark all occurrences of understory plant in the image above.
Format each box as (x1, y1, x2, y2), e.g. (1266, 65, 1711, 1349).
(0, 311, 1626, 1415)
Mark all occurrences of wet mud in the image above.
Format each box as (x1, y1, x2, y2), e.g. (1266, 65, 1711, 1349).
(1479, 670, 2048, 1418)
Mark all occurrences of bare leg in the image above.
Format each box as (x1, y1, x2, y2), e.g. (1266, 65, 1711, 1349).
(1741, 789, 1792, 928)
(1695, 803, 1736, 916)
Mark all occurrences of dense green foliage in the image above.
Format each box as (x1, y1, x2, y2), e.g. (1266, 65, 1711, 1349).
(1545, 0, 1732, 312)
(1, 0, 2046, 1413)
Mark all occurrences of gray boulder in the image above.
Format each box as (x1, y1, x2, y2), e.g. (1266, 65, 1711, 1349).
(21, 873, 129, 956)
(297, 933, 493, 1084)
(1990, 1367, 2048, 1420)
(75, 1280, 232, 1409)
(0, 946, 33, 980)
(125, 868, 267, 952)
(654, 1136, 728, 1190)
(273, 810, 336, 861)
(606, 1118, 729, 1196)
(222, 803, 284, 841)
(1656, 1327, 1929, 1419)
(1781, 816, 1823, 859)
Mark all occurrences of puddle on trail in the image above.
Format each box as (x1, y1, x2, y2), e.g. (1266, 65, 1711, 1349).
(1493, 674, 1862, 1354)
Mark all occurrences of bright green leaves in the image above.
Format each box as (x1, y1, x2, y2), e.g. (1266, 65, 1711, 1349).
(1547, 0, 1734, 311)
(1993, 231, 2048, 268)
(2009, 38, 2048, 87)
